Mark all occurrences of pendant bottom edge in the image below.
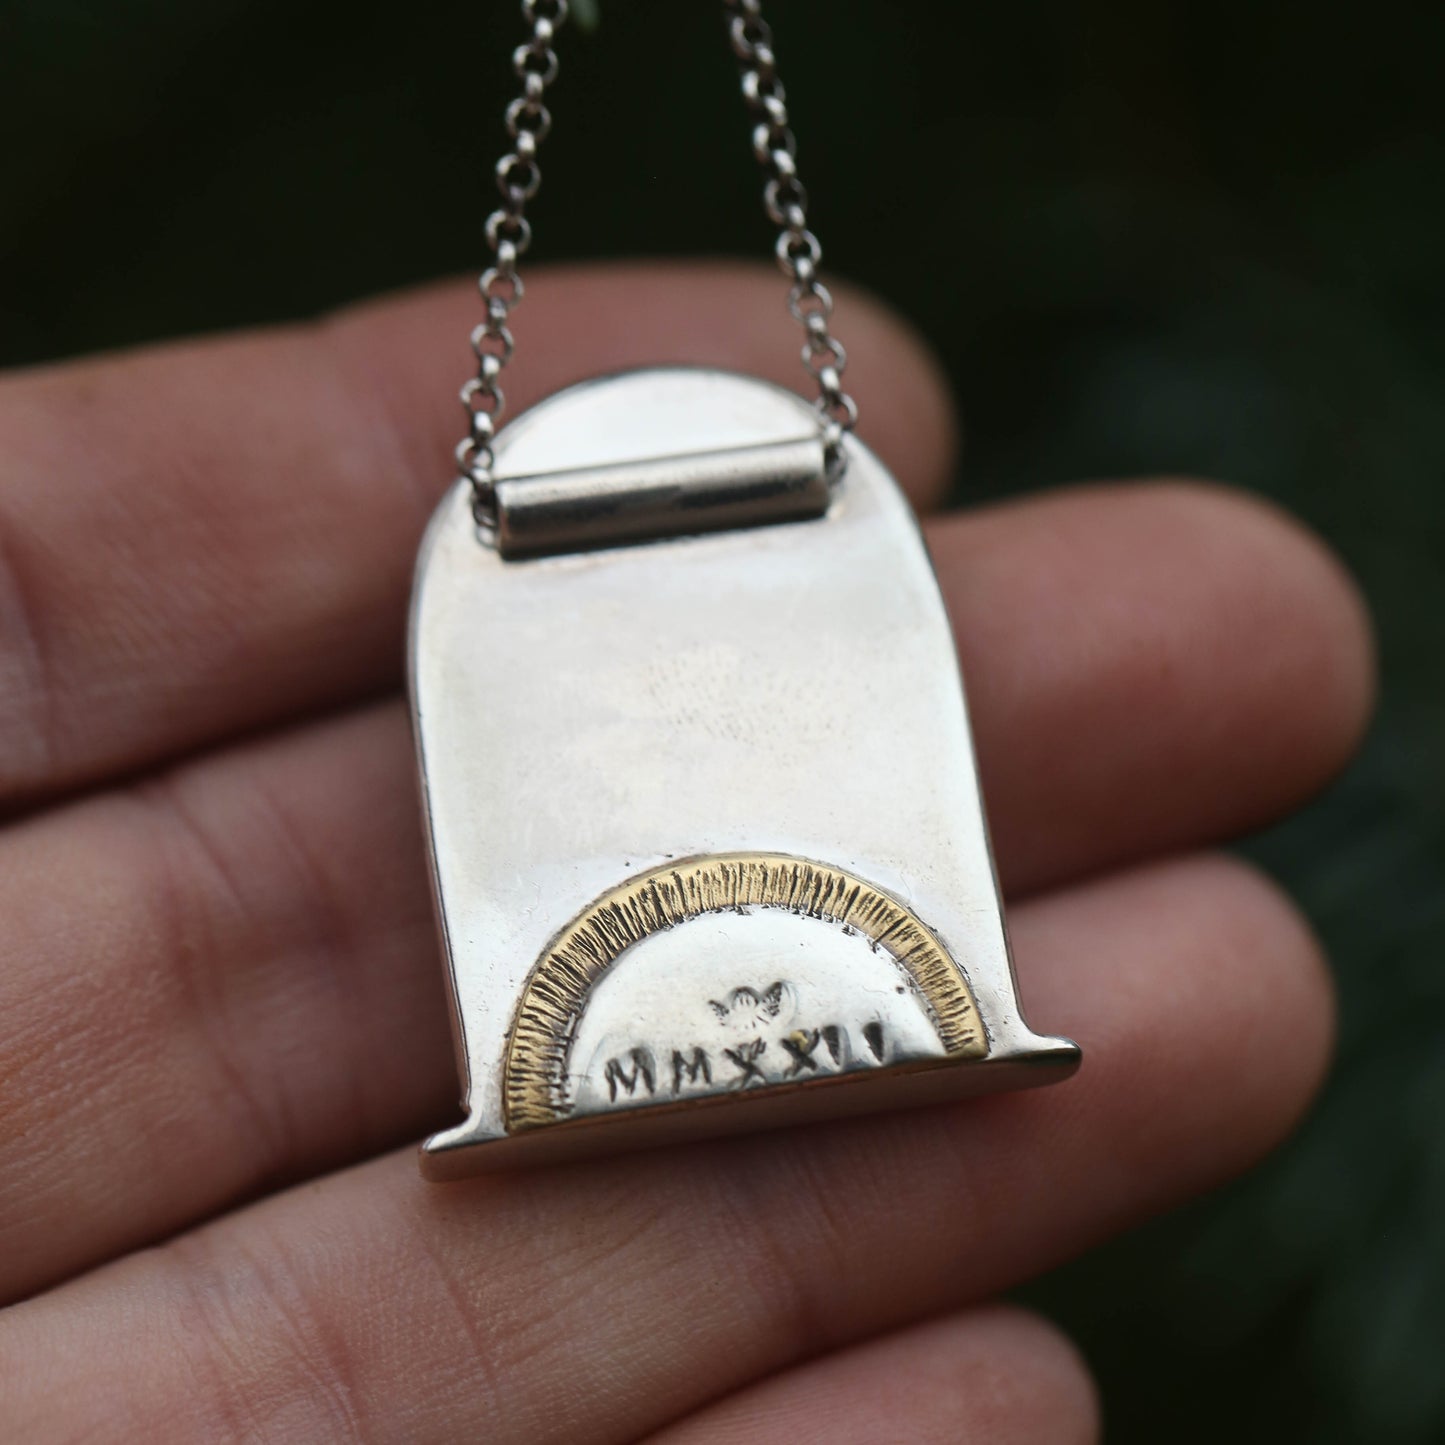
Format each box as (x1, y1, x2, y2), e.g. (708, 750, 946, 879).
(419, 1037, 1079, 1181)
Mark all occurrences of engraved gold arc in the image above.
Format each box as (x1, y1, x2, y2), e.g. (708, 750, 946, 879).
(503, 852, 987, 1132)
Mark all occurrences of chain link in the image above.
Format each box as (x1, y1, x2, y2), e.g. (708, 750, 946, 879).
(722, 0, 857, 480)
(458, 0, 568, 533)
(459, 0, 857, 531)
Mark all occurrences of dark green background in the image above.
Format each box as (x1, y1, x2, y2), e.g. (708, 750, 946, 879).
(5, 1, 1443, 1438)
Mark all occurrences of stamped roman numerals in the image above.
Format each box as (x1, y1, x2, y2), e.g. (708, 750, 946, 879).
(596, 1009, 889, 1105)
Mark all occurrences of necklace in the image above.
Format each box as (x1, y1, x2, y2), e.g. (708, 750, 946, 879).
(409, 0, 1078, 1179)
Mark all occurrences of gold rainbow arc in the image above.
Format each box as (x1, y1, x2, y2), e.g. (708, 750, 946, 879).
(503, 852, 987, 1132)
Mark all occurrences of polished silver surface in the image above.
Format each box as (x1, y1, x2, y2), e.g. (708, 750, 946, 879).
(495, 435, 827, 558)
(409, 368, 1079, 1178)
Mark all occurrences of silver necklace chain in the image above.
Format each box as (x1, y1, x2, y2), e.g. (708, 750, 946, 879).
(457, 0, 858, 534)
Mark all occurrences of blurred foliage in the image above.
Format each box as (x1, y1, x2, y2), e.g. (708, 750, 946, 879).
(3, 0, 1442, 1438)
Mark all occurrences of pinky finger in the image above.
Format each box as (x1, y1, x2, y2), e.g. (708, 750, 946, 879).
(642, 1306, 1099, 1445)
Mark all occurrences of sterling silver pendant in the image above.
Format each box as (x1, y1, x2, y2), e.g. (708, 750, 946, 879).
(408, 367, 1078, 1178)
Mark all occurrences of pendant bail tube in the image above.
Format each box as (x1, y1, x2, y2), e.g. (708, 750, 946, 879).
(493, 434, 829, 557)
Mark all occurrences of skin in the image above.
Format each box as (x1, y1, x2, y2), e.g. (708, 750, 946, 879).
(0, 262, 1373, 1442)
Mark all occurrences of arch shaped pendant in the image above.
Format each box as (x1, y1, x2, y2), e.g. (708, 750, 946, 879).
(409, 368, 1078, 1179)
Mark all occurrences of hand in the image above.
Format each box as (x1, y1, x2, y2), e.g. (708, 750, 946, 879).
(0, 264, 1371, 1442)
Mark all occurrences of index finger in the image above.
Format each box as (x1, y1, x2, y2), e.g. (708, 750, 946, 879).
(0, 262, 955, 805)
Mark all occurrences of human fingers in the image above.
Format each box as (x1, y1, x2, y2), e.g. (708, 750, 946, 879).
(937, 479, 1371, 892)
(642, 1308, 1097, 1445)
(0, 481, 1367, 1299)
